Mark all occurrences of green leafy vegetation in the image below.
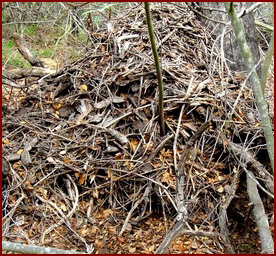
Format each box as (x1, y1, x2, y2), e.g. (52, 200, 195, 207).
(2, 39, 30, 68)
(38, 48, 53, 58)
(24, 24, 38, 36)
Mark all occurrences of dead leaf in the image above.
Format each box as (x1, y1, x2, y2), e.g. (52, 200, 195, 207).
(60, 150, 67, 155)
(79, 84, 88, 91)
(148, 245, 155, 253)
(161, 171, 172, 185)
(58, 105, 74, 118)
(78, 228, 89, 237)
(90, 114, 103, 123)
(107, 167, 112, 178)
(102, 209, 113, 217)
(183, 122, 197, 132)
(117, 237, 124, 243)
(94, 96, 125, 109)
(112, 96, 125, 103)
(17, 148, 24, 155)
(52, 102, 62, 110)
(60, 203, 67, 212)
(100, 45, 105, 53)
(75, 100, 92, 123)
(93, 189, 99, 198)
(179, 243, 185, 252)
(38, 102, 43, 110)
(107, 128, 129, 145)
(94, 99, 111, 109)
(47, 156, 57, 164)
(24, 180, 34, 191)
(3, 139, 9, 145)
(78, 174, 86, 185)
(140, 99, 147, 105)
(128, 246, 136, 253)
(94, 238, 104, 248)
(63, 157, 70, 163)
(106, 146, 119, 153)
(190, 240, 201, 249)
(90, 146, 100, 151)
(36, 187, 48, 197)
(217, 186, 224, 193)
(89, 174, 96, 183)
(41, 57, 58, 70)
(129, 138, 139, 152)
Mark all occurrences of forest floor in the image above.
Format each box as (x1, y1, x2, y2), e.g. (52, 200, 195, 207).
(2, 3, 274, 254)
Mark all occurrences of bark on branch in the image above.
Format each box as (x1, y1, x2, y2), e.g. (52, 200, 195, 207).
(12, 33, 44, 67)
(2, 67, 55, 80)
(224, 2, 274, 173)
(2, 241, 86, 254)
(155, 122, 211, 254)
(247, 170, 274, 254)
(228, 140, 274, 254)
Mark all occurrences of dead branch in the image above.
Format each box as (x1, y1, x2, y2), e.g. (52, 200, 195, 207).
(119, 182, 152, 236)
(226, 140, 274, 253)
(155, 121, 211, 254)
(146, 133, 174, 163)
(246, 170, 274, 254)
(176, 121, 211, 220)
(229, 141, 274, 197)
(2, 241, 86, 254)
(218, 171, 239, 253)
(39, 174, 79, 243)
(155, 221, 185, 254)
(2, 67, 56, 79)
(2, 194, 26, 226)
(11, 33, 44, 67)
(2, 78, 23, 88)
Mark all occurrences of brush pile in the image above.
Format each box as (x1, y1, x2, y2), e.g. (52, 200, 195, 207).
(2, 3, 273, 254)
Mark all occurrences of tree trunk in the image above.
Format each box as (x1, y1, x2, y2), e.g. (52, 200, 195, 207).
(194, 2, 261, 76)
